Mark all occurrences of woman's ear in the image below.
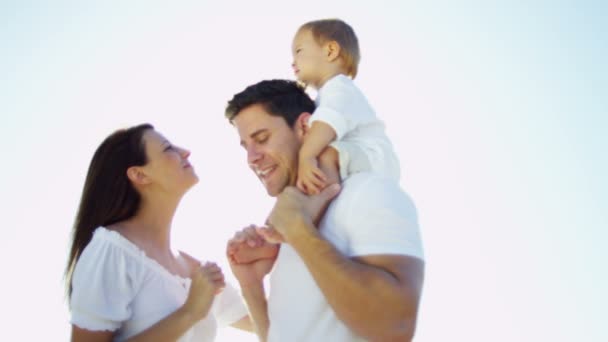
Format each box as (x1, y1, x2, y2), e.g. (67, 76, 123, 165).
(326, 41, 341, 62)
(126, 166, 150, 186)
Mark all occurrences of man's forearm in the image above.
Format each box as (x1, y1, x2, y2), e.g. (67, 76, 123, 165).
(241, 284, 270, 342)
(289, 223, 423, 340)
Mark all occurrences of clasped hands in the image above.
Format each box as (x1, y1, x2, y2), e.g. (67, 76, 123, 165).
(226, 184, 341, 269)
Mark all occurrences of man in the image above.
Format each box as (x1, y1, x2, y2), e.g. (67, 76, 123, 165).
(224, 80, 425, 341)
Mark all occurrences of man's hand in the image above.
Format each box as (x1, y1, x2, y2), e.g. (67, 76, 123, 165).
(226, 226, 278, 287)
(265, 183, 341, 243)
(227, 224, 280, 263)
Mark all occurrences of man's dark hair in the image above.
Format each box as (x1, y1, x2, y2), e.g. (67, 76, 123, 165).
(225, 79, 316, 127)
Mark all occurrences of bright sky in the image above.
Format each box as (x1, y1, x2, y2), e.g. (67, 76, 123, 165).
(1, 1, 606, 341)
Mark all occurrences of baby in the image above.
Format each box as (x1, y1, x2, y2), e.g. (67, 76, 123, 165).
(292, 18, 401, 195)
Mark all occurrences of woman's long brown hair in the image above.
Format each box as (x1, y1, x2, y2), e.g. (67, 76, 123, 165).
(65, 123, 153, 298)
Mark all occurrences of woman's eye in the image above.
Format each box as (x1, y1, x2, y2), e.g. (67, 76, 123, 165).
(164, 145, 174, 151)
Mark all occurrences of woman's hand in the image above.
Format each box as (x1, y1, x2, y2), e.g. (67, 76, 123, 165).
(180, 253, 225, 323)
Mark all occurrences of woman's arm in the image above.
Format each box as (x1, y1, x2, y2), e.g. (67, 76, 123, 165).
(71, 306, 199, 342)
(71, 326, 113, 342)
(72, 261, 224, 342)
(125, 305, 204, 341)
(230, 315, 255, 332)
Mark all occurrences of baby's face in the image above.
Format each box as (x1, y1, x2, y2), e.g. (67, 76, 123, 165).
(291, 29, 326, 87)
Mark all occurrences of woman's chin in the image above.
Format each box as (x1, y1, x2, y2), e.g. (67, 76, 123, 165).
(187, 175, 200, 188)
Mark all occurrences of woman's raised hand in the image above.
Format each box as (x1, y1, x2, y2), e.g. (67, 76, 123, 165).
(180, 252, 225, 323)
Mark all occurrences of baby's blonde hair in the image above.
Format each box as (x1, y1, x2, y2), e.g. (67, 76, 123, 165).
(299, 19, 360, 79)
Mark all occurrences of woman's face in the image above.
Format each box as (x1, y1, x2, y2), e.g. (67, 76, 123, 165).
(138, 129, 198, 195)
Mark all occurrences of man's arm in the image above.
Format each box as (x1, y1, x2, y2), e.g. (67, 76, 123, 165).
(240, 284, 270, 341)
(227, 227, 277, 341)
(291, 226, 424, 340)
(265, 185, 425, 340)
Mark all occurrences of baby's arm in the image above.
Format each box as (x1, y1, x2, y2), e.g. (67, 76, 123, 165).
(297, 121, 340, 194)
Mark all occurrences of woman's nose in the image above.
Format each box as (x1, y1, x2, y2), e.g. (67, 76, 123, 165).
(180, 147, 191, 159)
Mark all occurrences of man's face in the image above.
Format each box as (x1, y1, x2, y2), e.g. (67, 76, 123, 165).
(233, 104, 304, 197)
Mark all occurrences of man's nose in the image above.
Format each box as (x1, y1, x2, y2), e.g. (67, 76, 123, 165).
(247, 145, 262, 165)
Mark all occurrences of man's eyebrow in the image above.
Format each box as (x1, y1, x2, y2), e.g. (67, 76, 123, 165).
(239, 129, 268, 147)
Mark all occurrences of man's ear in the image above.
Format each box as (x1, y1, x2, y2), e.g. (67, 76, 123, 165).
(326, 41, 341, 62)
(296, 112, 313, 137)
(126, 166, 150, 186)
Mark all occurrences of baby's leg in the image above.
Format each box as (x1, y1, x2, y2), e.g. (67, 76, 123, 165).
(329, 140, 372, 181)
(318, 146, 341, 188)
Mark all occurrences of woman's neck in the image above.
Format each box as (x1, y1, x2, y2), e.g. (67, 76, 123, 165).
(115, 194, 181, 254)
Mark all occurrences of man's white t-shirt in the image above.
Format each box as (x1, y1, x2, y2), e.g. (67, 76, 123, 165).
(267, 173, 424, 341)
(309, 74, 401, 181)
(70, 227, 248, 342)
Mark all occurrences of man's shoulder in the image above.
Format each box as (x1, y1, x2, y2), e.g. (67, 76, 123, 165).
(322, 172, 421, 257)
(342, 172, 401, 191)
(334, 172, 408, 207)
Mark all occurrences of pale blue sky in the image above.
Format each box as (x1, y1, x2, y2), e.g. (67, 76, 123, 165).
(1, 1, 606, 341)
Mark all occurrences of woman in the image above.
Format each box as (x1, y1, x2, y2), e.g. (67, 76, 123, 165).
(65, 124, 251, 341)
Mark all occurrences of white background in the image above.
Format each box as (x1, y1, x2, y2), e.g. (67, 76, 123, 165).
(1, 1, 606, 341)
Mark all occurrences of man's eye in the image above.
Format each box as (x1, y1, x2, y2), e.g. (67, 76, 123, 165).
(164, 145, 174, 151)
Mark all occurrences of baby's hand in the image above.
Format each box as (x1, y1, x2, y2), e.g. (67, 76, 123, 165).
(297, 157, 327, 195)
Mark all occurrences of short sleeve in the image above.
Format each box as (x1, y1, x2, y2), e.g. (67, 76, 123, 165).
(70, 231, 143, 331)
(345, 176, 424, 260)
(310, 105, 350, 140)
(310, 76, 368, 140)
(211, 282, 249, 326)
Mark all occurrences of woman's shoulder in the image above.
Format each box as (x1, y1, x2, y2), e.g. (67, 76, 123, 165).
(73, 227, 148, 280)
(85, 227, 147, 258)
(70, 227, 148, 332)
